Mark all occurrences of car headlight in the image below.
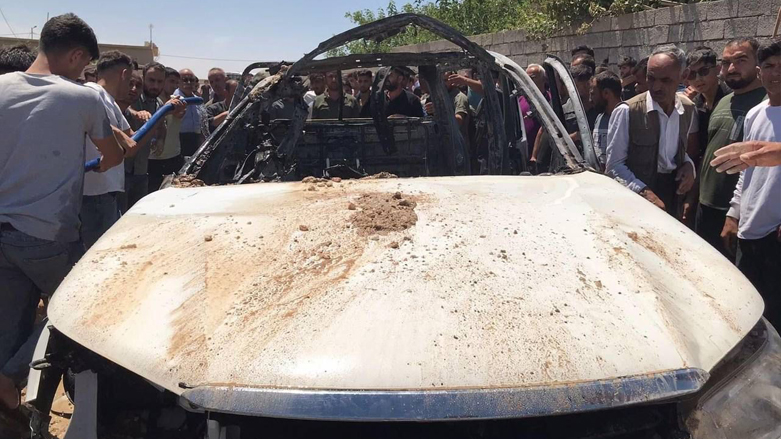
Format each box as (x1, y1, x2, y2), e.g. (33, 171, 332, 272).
(681, 318, 781, 438)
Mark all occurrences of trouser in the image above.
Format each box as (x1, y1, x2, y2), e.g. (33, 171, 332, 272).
(180, 132, 200, 158)
(737, 232, 781, 330)
(81, 192, 121, 249)
(118, 173, 149, 214)
(0, 225, 83, 384)
(148, 155, 184, 194)
(695, 204, 733, 259)
(651, 172, 678, 216)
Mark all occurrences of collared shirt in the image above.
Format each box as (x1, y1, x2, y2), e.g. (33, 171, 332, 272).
(174, 88, 203, 133)
(606, 91, 697, 193)
(126, 92, 164, 175)
(311, 93, 360, 119)
(727, 101, 781, 240)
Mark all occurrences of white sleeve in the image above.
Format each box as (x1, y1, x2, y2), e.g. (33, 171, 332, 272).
(606, 105, 646, 193)
(114, 102, 131, 131)
(727, 170, 744, 220)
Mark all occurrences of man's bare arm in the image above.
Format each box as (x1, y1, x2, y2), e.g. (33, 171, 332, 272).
(211, 111, 228, 128)
(711, 141, 781, 173)
(89, 129, 126, 172)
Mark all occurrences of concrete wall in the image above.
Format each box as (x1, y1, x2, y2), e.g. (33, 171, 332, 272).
(0, 37, 159, 65)
(394, 0, 781, 68)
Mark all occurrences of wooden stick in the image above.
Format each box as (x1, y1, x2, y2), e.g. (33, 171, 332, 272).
(774, 5, 781, 38)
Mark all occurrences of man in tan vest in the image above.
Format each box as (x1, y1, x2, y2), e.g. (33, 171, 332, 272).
(606, 46, 696, 215)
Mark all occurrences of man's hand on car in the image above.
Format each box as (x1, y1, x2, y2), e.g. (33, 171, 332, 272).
(640, 188, 665, 210)
(676, 162, 695, 194)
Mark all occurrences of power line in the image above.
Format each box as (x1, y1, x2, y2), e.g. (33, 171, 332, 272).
(159, 53, 261, 62)
(0, 7, 17, 37)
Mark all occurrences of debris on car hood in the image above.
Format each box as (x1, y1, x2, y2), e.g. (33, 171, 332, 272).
(48, 172, 762, 400)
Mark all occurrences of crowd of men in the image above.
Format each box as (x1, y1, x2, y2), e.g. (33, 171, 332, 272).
(566, 40, 780, 331)
(0, 12, 780, 420)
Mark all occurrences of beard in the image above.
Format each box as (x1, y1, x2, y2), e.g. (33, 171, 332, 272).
(593, 100, 607, 114)
(385, 82, 399, 92)
(725, 75, 755, 90)
(144, 87, 161, 98)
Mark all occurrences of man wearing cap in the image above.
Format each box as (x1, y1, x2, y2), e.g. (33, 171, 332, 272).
(360, 66, 424, 118)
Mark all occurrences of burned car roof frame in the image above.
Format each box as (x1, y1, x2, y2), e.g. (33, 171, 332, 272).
(181, 14, 585, 179)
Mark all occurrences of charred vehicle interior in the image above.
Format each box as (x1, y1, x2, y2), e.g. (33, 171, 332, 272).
(22, 13, 781, 439)
(176, 14, 600, 187)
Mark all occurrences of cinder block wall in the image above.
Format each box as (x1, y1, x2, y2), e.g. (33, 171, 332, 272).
(393, 0, 781, 67)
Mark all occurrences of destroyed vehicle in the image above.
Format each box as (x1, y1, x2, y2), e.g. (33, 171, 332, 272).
(26, 14, 781, 439)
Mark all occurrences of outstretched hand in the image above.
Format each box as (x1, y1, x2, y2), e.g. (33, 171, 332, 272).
(711, 141, 781, 174)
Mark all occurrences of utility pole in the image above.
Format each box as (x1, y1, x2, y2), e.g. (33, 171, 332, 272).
(30, 25, 36, 40)
(149, 24, 153, 46)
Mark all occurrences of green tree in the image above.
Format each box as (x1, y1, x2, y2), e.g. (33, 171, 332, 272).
(330, 0, 693, 56)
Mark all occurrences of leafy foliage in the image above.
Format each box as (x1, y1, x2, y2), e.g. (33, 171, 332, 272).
(329, 0, 692, 56)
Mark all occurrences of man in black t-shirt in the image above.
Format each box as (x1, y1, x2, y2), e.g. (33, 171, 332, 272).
(360, 66, 424, 118)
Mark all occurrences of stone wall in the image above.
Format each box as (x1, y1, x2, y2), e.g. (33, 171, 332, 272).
(394, 0, 781, 68)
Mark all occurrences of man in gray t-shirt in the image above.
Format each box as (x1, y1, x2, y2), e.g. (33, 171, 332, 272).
(0, 13, 127, 410)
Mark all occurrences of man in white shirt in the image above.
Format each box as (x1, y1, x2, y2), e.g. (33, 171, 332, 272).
(606, 45, 696, 215)
(81, 51, 137, 248)
(722, 40, 781, 328)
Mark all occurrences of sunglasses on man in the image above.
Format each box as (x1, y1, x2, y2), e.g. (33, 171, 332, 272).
(686, 65, 716, 81)
(182, 77, 198, 84)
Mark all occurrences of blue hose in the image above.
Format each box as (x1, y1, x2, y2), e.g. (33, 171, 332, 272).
(85, 96, 204, 172)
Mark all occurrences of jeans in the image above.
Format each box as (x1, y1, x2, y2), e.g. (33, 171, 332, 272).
(81, 192, 121, 250)
(737, 232, 781, 330)
(0, 226, 83, 383)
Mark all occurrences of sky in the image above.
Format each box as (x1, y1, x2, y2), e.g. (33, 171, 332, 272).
(0, 0, 394, 77)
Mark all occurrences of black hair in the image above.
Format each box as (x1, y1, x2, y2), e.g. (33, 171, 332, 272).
(356, 69, 373, 78)
(164, 66, 180, 78)
(571, 45, 595, 58)
(96, 50, 132, 75)
(309, 72, 325, 81)
(758, 40, 781, 64)
(594, 70, 622, 97)
(571, 64, 594, 82)
(0, 44, 37, 73)
(143, 61, 166, 77)
(726, 37, 761, 57)
(572, 54, 597, 71)
(595, 66, 609, 74)
(617, 56, 637, 69)
(39, 13, 99, 61)
(632, 57, 649, 75)
(686, 47, 717, 67)
(391, 66, 414, 78)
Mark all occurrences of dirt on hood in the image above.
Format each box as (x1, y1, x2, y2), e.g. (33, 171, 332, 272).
(349, 192, 418, 236)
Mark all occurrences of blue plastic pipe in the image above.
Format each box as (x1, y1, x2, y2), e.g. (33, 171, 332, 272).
(85, 96, 204, 172)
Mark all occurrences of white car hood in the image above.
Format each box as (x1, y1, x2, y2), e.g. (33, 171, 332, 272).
(49, 173, 762, 400)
